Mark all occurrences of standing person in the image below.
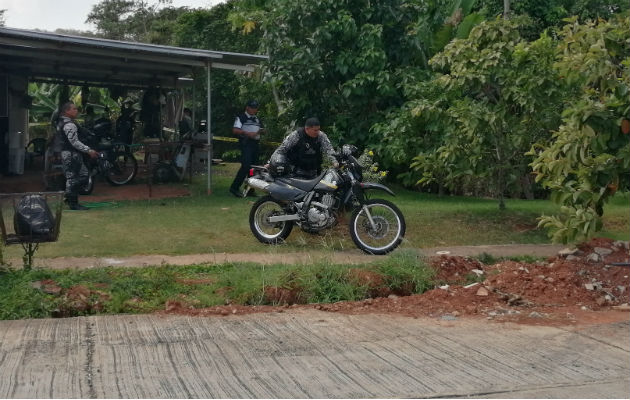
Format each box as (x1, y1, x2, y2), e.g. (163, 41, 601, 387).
(84, 105, 96, 131)
(229, 100, 264, 198)
(269, 117, 337, 179)
(117, 99, 136, 145)
(55, 101, 98, 210)
(178, 107, 194, 138)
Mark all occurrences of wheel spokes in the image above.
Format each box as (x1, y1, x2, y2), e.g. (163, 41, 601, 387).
(255, 202, 286, 239)
(354, 204, 401, 250)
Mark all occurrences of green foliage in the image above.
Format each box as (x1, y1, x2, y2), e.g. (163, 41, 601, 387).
(404, 17, 564, 207)
(376, 250, 435, 294)
(86, 0, 190, 44)
(0, 255, 436, 319)
(474, 0, 628, 31)
(221, 149, 242, 162)
(298, 264, 370, 303)
(357, 149, 388, 183)
(258, 0, 485, 148)
(173, 2, 274, 138)
(530, 15, 630, 243)
(28, 83, 121, 136)
(174, 2, 260, 52)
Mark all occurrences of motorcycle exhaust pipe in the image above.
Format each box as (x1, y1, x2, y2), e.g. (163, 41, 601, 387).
(247, 177, 270, 192)
(268, 214, 300, 222)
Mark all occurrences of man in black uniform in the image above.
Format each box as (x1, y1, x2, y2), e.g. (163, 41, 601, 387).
(269, 117, 337, 179)
(55, 102, 98, 210)
(229, 100, 265, 197)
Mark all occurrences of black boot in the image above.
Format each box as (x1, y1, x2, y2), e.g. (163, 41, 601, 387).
(66, 195, 89, 211)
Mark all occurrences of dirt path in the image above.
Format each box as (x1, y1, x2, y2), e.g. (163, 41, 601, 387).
(12, 244, 565, 270)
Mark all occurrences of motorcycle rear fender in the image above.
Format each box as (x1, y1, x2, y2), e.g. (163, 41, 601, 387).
(358, 182, 396, 196)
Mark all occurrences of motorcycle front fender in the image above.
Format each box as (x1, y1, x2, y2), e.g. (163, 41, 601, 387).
(358, 182, 396, 197)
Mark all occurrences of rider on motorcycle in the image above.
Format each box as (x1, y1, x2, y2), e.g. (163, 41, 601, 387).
(269, 117, 338, 179)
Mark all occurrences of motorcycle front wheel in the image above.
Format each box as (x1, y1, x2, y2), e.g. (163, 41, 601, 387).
(349, 199, 406, 255)
(249, 196, 294, 244)
(106, 150, 137, 186)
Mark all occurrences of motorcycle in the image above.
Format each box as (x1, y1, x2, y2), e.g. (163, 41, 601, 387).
(44, 119, 138, 194)
(78, 119, 138, 194)
(246, 144, 405, 255)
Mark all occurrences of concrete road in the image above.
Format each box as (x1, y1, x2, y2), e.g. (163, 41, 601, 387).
(0, 310, 627, 398)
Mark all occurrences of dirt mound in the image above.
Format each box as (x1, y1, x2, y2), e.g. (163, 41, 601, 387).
(305, 238, 630, 324)
(162, 238, 630, 325)
(431, 255, 484, 284)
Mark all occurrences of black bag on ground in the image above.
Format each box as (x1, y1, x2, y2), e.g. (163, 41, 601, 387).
(13, 195, 55, 237)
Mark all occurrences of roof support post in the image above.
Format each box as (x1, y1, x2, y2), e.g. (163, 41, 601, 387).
(211, 61, 212, 194)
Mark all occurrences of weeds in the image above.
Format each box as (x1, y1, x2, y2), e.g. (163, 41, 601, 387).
(0, 253, 438, 320)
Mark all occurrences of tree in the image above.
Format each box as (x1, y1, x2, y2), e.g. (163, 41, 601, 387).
(240, 0, 486, 151)
(173, 2, 269, 139)
(475, 0, 629, 31)
(406, 17, 564, 208)
(0, 9, 6, 27)
(86, 0, 189, 44)
(53, 28, 100, 38)
(530, 15, 630, 243)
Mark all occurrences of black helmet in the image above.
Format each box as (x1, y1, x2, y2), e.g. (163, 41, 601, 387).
(269, 152, 292, 177)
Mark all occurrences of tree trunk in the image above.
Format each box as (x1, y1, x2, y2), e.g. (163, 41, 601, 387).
(264, 48, 285, 114)
(271, 80, 284, 114)
(497, 165, 506, 210)
(503, 0, 511, 19)
(521, 173, 534, 200)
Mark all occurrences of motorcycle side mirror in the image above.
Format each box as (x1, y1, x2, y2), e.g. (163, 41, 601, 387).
(342, 144, 357, 156)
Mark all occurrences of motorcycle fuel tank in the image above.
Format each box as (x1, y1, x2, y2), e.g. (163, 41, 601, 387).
(314, 169, 340, 192)
(267, 181, 306, 201)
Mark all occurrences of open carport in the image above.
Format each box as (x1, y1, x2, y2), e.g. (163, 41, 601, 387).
(0, 27, 267, 193)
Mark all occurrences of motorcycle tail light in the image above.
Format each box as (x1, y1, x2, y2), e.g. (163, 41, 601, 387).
(249, 168, 254, 177)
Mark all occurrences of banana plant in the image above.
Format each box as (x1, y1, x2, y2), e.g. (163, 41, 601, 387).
(28, 83, 81, 123)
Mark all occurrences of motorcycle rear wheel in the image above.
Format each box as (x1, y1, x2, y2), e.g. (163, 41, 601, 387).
(106, 150, 137, 186)
(249, 196, 293, 244)
(349, 199, 405, 255)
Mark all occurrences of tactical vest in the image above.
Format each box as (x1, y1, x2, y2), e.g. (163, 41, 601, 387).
(55, 118, 76, 152)
(237, 113, 262, 143)
(287, 128, 323, 173)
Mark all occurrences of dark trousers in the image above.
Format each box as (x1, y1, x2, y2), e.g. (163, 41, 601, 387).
(61, 150, 89, 199)
(230, 140, 259, 191)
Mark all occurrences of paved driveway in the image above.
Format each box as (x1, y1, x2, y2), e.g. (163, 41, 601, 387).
(0, 310, 628, 398)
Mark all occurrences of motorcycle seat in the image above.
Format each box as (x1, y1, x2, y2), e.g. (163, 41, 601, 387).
(278, 171, 326, 192)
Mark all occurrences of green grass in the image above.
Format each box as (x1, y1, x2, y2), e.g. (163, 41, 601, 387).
(2, 163, 628, 260)
(0, 250, 432, 320)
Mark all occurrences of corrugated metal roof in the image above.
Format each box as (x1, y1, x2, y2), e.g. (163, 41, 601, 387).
(0, 27, 268, 88)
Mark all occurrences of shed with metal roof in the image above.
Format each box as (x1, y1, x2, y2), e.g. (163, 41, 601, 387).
(0, 27, 268, 193)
